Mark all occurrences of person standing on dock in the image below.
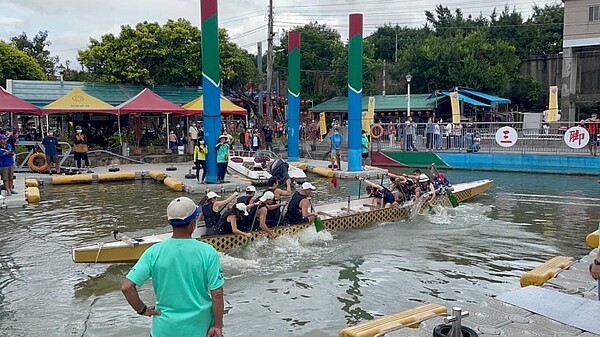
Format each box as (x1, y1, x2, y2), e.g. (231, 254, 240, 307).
(193, 140, 208, 184)
(0, 134, 15, 195)
(330, 128, 343, 170)
(361, 130, 370, 170)
(121, 196, 224, 337)
(585, 113, 598, 157)
(216, 135, 230, 184)
(42, 129, 60, 175)
(72, 126, 91, 174)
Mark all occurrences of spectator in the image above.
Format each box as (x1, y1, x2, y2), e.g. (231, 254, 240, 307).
(42, 129, 60, 175)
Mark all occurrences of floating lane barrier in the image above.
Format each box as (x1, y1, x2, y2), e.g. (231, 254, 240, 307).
(25, 186, 41, 203)
(97, 171, 136, 182)
(25, 178, 40, 188)
(586, 231, 598, 248)
(52, 175, 93, 185)
(164, 177, 184, 192)
(520, 256, 575, 287)
(148, 171, 167, 182)
(339, 303, 447, 337)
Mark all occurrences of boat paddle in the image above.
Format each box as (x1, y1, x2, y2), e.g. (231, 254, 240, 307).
(308, 199, 325, 232)
(248, 201, 262, 233)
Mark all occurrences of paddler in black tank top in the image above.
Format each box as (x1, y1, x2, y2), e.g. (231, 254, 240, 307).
(283, 182, 318, 225)
(199, 190, 239, 235)
(255, 191, 281, 239)
(217, 203, 252, 237)
(262, 177, 292, 223)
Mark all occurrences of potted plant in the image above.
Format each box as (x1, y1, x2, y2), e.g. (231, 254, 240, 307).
(129, 114, 147, 156)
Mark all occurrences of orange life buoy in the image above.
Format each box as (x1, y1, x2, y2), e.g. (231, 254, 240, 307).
(28, 153, 49, 173)
(370, 124, 384, 139)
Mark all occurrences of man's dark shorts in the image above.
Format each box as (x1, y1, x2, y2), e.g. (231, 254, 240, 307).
(362, 152, 369, 158)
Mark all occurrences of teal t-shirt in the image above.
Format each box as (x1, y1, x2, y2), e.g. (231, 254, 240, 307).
(361, 136, 369, 153)
(127, 239, 225, 337)
(216, 143, 230, 163)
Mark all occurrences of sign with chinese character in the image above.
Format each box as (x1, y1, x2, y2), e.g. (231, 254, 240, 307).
(564, 126, 589, 149)
(495, 126, 518, 147)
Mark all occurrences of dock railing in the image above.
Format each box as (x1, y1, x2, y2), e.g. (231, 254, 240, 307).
(372, 121, 593, 155)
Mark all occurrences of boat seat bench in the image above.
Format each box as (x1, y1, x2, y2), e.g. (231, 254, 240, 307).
(338, 303, 447, 337)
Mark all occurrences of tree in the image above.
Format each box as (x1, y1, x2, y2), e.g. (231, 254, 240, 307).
(275, 22, 345, 103)
(10, 31, 58, 77)
(78, 18, 258, 100)
(0, 41, 46, 86)
(367, 25, 431, 63)
(330, 40, 380, 96)
(506, 75, 543, 109)
(525, 4, 564, 55)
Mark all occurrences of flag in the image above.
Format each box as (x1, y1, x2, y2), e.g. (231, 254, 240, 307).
(362, 96, 375, 133)
(331, 176, 338, 188)
(450, 91, 460, 124)
(547, 86, 559, 122)
(319, 112, 327, 140)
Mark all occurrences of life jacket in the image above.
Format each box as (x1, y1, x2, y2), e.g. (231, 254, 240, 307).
(283, 191, 306, 225)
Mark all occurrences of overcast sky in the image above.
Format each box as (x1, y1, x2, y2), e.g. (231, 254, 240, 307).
(0, 0, 556, 69)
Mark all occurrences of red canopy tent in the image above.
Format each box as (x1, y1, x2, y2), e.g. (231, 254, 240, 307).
(117, 88, 190, 149)
(0, 86, 41, 114)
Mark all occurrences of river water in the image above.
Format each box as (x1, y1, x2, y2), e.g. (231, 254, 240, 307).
(0, 170, 599, 336)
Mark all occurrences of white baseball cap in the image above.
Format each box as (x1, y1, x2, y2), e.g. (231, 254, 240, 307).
(167, 197, 202, 226)
(235, 203, 249, 216)
(418, 174, 430, 183)
(259, 191, 275, 202)
(206, 191, 220, 199)
(246, 185, 256, 193)
(301, 182, 316, 190)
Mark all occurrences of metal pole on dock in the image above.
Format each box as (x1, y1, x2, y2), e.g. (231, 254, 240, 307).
(287, 31, 301, 162)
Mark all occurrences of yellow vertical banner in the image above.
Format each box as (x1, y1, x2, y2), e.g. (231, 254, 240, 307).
(450, 92, 460, 124)
(362, 96, 375, 133)
(548, 86, 559, 122)
(319, 112, 327, 140)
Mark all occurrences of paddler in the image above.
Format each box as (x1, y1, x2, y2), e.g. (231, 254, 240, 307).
(283, 182, 318, 225)
(414, 172, 436, 203)
(430, 163, 454, 194)
(362, 178, 398, 208)
(198, 191, 239, 235)
(254, 191, 282, 239)
(261, 177, 292, 224)
(386, 172, 415, 205)
(217, 203, 252, 237)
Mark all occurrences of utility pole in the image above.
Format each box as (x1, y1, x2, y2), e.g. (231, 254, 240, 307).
(257, 42, 264, 118)
(382, 59, 386, 96)
(266, 0, 274, 125)
(394, 26, 398, 63)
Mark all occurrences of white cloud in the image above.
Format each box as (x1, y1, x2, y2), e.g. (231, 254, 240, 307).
(0, 0, 557, 65)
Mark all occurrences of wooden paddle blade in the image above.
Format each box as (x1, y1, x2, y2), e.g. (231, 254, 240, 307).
(447, 191, 459, 208)
(314, 217, 325, 232)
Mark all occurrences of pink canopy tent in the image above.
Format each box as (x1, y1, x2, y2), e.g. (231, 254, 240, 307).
(117, 88, 190, 149)
(0, 86, 41, 114)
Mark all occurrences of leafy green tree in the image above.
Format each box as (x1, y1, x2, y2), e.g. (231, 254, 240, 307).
(10, 31, 58, 77)
(331, 40, 380, 96)
(366, 24, 432, 62)
(506, 75, 543, 109)
(275, 22, 346, 103)
(0, 41, 46, 86)
(525, 4, 564, 55)
(78, 19, 258, 102)
(425, 5, 488, 38)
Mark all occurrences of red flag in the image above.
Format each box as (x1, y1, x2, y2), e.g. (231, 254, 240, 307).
(331, 176, 338, 188)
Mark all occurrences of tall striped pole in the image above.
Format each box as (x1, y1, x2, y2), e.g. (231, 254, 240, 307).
(287, 31, 301, 162)
(348, 14, 363, 172)
(201, 0, 221, 184)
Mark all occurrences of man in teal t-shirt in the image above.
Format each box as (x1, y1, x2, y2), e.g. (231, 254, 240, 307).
(122, 197, 225, 337)
(216, 135, 230, 183)
(361, 130, 370, 170)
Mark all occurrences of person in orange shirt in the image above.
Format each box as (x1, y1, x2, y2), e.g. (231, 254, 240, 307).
(586, 113, 598, 157)
(244, 129, 251, 151)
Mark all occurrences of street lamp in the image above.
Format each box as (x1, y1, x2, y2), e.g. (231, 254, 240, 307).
(406, 74, 412, 118)
(56, 64, 66, 83)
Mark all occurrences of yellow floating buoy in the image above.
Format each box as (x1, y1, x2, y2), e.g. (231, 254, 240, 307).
(520, 256, 575, 287)
(149, 171, 167, 181)
(25, 186, 41, 203)
(25, 178, 39, 188)
(164, 177, 184, 192)
(311, 167, 334, 178)
(586, 231, 598, 248)
(339, 303, 447, 337)
(52, 175, 93, 185)
(97, 171, 136, 182)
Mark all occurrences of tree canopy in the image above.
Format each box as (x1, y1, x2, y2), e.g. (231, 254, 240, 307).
(10, 31, 58, 77)
(0, 41, 46, 87)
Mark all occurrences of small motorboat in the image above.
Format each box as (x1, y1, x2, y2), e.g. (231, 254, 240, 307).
(227, 150, 306, 185)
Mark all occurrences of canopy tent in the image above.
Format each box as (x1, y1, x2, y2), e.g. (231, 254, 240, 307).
(460, 89, 511, 104)
(183, 95, 247, 116)
(438, 92, 491, 107)
(116, 88, 189, 115)
(42, 87, 117, 114)
(0, 86, 41, 114)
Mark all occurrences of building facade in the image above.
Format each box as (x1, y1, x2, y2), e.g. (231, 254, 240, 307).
(562, 0, 600, 121)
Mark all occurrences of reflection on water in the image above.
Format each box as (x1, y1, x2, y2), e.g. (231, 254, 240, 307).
(1, 171, 600, 336)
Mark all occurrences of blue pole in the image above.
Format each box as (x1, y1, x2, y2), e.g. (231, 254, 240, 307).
(287, 31, 301, 162)
(347, 14, 363, 172)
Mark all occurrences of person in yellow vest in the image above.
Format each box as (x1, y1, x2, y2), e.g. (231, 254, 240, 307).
(193, 139, 208, 184)
(72, 126, 91, 174)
